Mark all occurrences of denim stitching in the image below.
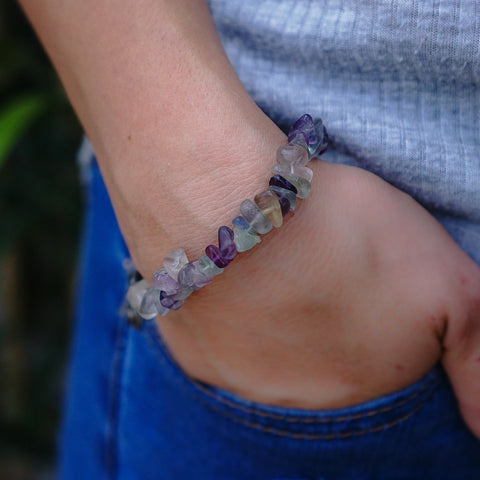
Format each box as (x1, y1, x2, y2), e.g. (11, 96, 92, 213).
(105, 314, 129, 480)
(200, 395, 433, 440)
(192, 376, 438, 424)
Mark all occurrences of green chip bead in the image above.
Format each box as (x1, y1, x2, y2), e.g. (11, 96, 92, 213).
(233, 227, 261, 252)
(197, 255, 224, 278)
(280, 174, 312, 199)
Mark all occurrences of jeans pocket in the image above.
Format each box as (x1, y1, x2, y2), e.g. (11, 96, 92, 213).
(112, 318, 480, 479)
(116, 319, 480, 479)
(140, 320, 441, 442)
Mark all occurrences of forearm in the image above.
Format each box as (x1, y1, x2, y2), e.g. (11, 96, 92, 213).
(18, 0, 284, 271)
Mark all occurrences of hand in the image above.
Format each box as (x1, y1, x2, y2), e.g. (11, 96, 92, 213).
(156, 159, 480, 438)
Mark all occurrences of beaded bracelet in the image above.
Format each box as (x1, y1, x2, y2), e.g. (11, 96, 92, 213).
(125, 114, 328, 319)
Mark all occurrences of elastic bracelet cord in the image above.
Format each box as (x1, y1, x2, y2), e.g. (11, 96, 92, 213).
(125, 114, 328, 320)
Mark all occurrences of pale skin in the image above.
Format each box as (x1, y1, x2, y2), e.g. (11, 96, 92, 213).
(19, 0, 480, 437)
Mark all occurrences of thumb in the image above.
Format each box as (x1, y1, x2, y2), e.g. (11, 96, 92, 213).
(442, 268, 480, 439)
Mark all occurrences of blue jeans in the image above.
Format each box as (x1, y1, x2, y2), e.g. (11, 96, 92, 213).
(58, 159, 480, 479)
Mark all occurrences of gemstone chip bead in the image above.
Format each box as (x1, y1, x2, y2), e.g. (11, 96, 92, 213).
(254, 189, 283, 228)
(288, 131, 309, 151)
(160, 285, 194, 310)
(163, 248, 189, 281)
(276, 144, 308, 167)
(197, 255, 224, 277)
(269, 185, 297, 212)
(218, 226, 237, 262)
(205, 244, 230, 268)
(287, 114, 328, 160)
(177, 261, 212, 290)
(233, 227, 261, 252)
(288, 114, 316, 145)
(153, 269, 180, 295)
(269, 174, 298, 195)
(280, 174, 312, 199)
(273, 163, 313, 183)
(139, 286, 168, 319)
(277, 196, 291, 216)
(240, 199, 273, 234)
(307, 119, 328, 159)
(126, 279, 150, 313)
(232, 215, 256, 233)
(160, 292, 185, 311)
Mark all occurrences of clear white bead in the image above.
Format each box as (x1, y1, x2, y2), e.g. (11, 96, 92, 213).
(273, 163, 313, 183)
(126, 279, 150, 312)
(276, 144, 308, 167)
(139, 286, 162, 320)
(163, 248, 189, 281)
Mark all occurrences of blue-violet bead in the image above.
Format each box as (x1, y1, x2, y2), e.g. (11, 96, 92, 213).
(269, 175, 298, 195)
(232, 215, 252, 231)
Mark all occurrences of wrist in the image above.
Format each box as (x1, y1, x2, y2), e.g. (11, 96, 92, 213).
(114, 104, 286, 279)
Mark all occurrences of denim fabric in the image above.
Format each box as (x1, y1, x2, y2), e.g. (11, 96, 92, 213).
(58, 160, 480, 479)
(208, 0, 480, 265)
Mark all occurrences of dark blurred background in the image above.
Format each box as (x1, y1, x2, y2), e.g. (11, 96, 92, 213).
(0, 2, 83, 479)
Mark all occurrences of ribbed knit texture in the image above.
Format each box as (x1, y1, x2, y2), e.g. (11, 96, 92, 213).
(208, 0, 480, 264)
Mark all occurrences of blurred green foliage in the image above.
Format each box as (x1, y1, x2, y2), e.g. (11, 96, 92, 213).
(0, 2, 83, 478)
(0, 93, 49, 169)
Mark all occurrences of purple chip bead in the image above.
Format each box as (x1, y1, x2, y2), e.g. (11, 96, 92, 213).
(269, 174, 298, 195)
(159, 292, 184, 310)
(218, 226, 237, 261)
(288, 114, 316, 145)
(205, 244, 230, 268)
(178, 261, 212, 290)
(153, 269, 180, 295)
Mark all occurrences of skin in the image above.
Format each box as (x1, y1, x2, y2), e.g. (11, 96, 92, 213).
(19, 0, 480, 437)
